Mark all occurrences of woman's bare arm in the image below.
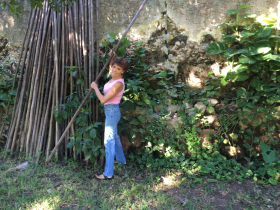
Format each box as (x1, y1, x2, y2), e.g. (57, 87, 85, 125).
(91, 82, 123, 104)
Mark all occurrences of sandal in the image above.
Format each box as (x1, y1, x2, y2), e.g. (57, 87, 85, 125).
(94, 173, 114, 180)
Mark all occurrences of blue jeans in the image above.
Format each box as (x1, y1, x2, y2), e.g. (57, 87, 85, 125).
(103, 104, 126, 177)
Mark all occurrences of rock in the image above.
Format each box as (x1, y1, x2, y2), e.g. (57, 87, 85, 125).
(133, 132, 142, 149)
(120, 135, 134, 152)
(239, 120, 248, 130)
(223, 146, 244, 160)
(134, 106, 148, 116)
(183, 102, 193, 109)
(194, 102, 206, 112)
(207, 98, 218, 106)
(175, 41, 181, 46)
(7, 161, 28, 172)
(146, 113, 160, 123)
(153, 104, 165, 113)
(166, 105, 181, 113)
(169, 117, 184, 127)
(259, 136, 270, 144)
(200, 129, 216, 148)
(204, 115, 217, 124)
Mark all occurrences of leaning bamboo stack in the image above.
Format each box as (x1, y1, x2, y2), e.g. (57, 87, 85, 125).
(5, 0, 101, 161)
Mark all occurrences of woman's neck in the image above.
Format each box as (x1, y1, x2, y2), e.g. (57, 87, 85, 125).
(111, 75, 123, 80)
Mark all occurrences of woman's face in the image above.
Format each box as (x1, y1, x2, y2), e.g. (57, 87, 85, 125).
(110, 64, 124, 76)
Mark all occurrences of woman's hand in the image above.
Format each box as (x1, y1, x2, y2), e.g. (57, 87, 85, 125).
(91, 82, 98, 90)
(109, 50, 116, 57)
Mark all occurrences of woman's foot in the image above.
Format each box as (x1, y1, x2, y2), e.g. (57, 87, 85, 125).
(94, 173, 113, 180)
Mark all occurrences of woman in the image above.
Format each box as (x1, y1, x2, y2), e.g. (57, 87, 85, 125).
(91, 51, 128, 180)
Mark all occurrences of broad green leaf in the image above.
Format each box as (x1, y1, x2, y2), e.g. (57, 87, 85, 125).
(269, 35, 280, 42)
(90, 129, 97, 138)
(1, 2, 7, 10)
(9, 4, 15, 14)
(61, 109, 68, 120)
(269, 178, 278, 185)
(137, 116, 145, 123)
(0, 93, 9, 100)
(224, 48, 248, 58)
(116, 47, 126, 57)
(267, 169, 278, 177)
(205, 42, 227, 55)
(10, 89, 17, 95)
(135, 41, 142, 47)
(227, 72, 249, 81)
(158, 71, 167, 78)
(130, 119, 139, 125)
(262, 54, 280, 62)
(107, 32, 117, 39)
(263, 151, 277, 163)
(9, 0, 18, 6)
(15, 6, 23, 13)
(241, 30, 255, 37)
(221, 78, 227, 86)
(222, 35, 239, 43)
(227, 10, 239, 15)
(207, 106, 214, 113)
(157, 80, 165, 85)
(238, 5, 251, 9)
(260, 141, 270, 153)
(236, 87, 246, 98)
(232, 64, 248, 73)
(177, 109, 185, 116)
(239, 55, 257, 64)
(146, 109, 153, 115)
(255, 27, 273, 38)
(121, 38, 131, 48)
(231, 133, 238, 139)
(102, 41, 108, 47)
(241, 14, 256, 18)
(245, 43, 271, 56)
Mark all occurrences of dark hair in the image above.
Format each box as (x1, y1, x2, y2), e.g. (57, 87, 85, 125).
(112, 57, 129, 73)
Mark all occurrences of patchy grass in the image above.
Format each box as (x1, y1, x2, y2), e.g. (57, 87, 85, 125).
(0, 154, 280, 210)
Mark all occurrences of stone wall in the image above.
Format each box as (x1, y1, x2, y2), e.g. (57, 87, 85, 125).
(0, 0, 277, 47)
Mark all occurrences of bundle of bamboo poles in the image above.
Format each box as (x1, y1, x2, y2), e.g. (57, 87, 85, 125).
(4, 0, 101, 161)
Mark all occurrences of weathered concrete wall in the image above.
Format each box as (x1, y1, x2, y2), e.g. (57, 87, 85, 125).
(0, 0, 277, 47)
(0, 0, 31, 47)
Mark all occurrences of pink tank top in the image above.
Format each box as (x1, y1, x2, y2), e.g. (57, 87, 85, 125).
(103, 78, 125, 105)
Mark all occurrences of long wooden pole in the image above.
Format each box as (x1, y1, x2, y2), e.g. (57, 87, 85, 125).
(46, 0, 147, 163)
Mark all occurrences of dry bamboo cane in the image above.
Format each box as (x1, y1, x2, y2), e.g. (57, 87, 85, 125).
(83, 0, 88, 89)
(6, 8, 42, 154)
(68, 7, 76, 160)
(90, 0, 95, 120)
(52, 10, 60, 160)
(73, 2, 83, 97)
(88, 0, 92, 122)
(23, 3, 48, 157)
(64, 5, 70, 157)
(20, 31, 39, 152)
(36, 27, 52, 157)
(0, 11, 33, 139)
(32, 27, 51, 155)
(5, 8, 39, 152)
(36, 57, 56, 164)
(46, 84, 55, 158)
(20, 8, 44, 156)
(38, 19, 52, 133)
(30, 6, 51, 156)
(46, 0, 148, 163)
(95, 0, 100, 123)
